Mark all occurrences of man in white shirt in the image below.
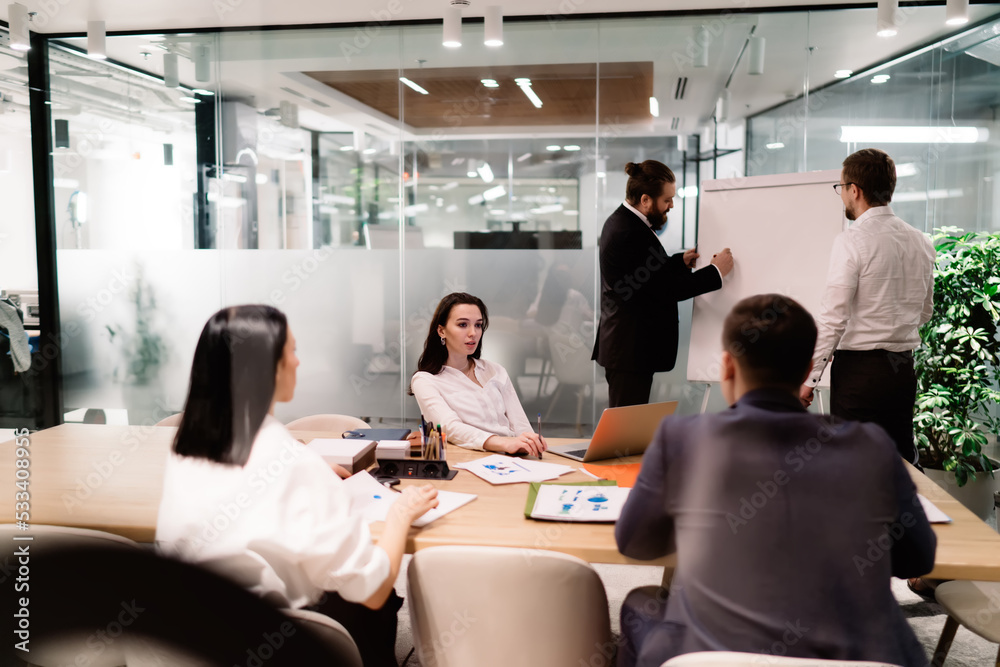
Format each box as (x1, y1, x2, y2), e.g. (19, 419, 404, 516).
(801, 148, 935, 464)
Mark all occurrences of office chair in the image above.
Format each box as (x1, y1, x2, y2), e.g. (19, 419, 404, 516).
(408, 546, 613, 667)
(661, 653, 903, 666)
(285, 414, 369, 434)
(931, 580, 1000, 667)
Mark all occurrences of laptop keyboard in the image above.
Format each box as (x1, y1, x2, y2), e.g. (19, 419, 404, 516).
(564, 449, 588, 458)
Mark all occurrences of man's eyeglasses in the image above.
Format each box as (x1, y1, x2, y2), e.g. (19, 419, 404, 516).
(833, 182, 855, 194)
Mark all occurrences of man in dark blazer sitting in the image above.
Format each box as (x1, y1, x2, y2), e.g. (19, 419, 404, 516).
(615, 294, 936, 667)
(592, 160, 733, 407)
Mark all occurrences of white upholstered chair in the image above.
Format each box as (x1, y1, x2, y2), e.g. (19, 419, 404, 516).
(662, 652, 904, 666)
(931, 580, 1000, 667)
(285, 414, 369, 434)
(407, 546, 613, 667)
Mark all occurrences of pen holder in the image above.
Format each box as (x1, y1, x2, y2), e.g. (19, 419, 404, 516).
(373, 458, 457, 480)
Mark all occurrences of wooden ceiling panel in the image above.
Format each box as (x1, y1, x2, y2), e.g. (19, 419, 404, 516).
(304, 62, 653, 128)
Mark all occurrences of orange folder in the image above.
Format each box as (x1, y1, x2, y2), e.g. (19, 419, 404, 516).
(582, 462, 642, 488)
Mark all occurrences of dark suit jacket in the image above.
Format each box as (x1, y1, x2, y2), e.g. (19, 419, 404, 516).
(592, 204, 722, 373)
(616, 389, 936, 667)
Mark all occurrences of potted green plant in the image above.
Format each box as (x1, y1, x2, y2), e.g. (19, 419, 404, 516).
(913, 227, 1000, 520)
(106, 264, 169, 426)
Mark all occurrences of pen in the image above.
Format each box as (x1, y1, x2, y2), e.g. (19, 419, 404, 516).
(536, 413, 543, 460)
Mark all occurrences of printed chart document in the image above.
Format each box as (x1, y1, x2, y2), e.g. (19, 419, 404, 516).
(452, 454, 574, 485)
(917, 493, 952, 524)
(528, 483, 631, 522)
(342, 472, 476, 527)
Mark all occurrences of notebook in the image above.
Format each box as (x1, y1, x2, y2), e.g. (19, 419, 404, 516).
(524, 481, 630, 522)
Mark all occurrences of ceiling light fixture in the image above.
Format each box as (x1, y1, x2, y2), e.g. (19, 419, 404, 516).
(163, 52, 179, 88)
(747, 35, 765, 75)
(481, 78, 499, 88)
(516, 152, 532, 162)
(563, 145, 581, 151)
(895, 162, 918, 178)
(834, 69, 853, 78)
(482, 184, 506, 201)
(87, 21, 107, 60)
(443, 5, 463, 48)
(716, 90, 731, 123)
(484, 5, 503, 47)
(545, 144, 561, 151)
(946, 0, 969, 25)
(477, 162, 494, 183)
(677, 135, 688, 153)
(515, 78, 543, 108)
(871, 74, 891, 84)
(765, 142, 784, 149)
(399, 77, 430, 95)
(8, 3, 31, 51)
(694, 26, 709, 68)
(839, 125, 988, 144)
(877, 0, 898, 37)
(467, 158, 477, 178)
(192, 88, 215, 96)
(194, 44, 211, 82)
(649, 96, 660, 118)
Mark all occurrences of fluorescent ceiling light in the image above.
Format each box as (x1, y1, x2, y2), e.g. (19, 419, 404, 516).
(530, 204, 563, 214)
(484, 6, 503, 47)
(399, 77, 430, 95)
(477, 162, 495, 183)
(404, 203, 429, 216)
(946, 0, 969, 25)
(443, 6, 462, 48)
(834, 69, 853, 79)
(515, 78, 542, 108)
(481, 79, 499, 88)
(363, 148, 377, 155)
(450, 157, 464, 165)
(893, 188, 963, 203)
(179, 96, 200, 104)
(765, 142, 784, 150)
(489, 209, 506, 215)
(677, 186, 699, 199)
(545, 145, 561, 152)
(649, 96, 660, 118)
(482, 185, 506, 201)
(516, 152, 532, 162)
(839, 126, 988, 143)
(339, 145, 354, 151)
(192, 88, 215, 95)
(563, 145, 581, 151)
(871, 74, 891, 84)
(895, 162, 918, 178)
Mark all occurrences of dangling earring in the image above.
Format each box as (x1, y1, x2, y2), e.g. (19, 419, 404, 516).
(440, 336, 446, 345)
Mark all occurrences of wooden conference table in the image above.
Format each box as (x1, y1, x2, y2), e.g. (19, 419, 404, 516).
(2, 424, 1000, 581)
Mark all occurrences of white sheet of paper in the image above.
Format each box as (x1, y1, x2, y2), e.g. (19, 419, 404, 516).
(917, 494, 952, 524)
(530, 484, 631, 522)
(342, 472, 477, 527)
(452, 454, 574, 485)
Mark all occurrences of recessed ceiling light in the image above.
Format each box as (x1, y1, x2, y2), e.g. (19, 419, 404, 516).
(516, 152, 532, 162)
(871, 74, 891, 84)
(834, 70, 853, 79)
(563, 145, 581, 151)
(546, 145, 561, 151)
(765, 142, 785, 150)
(481, 78, 499, 88)
(192, 88, 215, 95)
(339, 145, 354, 151)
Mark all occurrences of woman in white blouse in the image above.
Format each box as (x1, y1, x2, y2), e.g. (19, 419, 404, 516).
(410, 292, 547, 456)
(156, 305, 437, 667)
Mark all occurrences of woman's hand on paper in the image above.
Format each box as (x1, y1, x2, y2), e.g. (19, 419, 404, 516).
(390, 484, 439, 523)
(330, 463, 352, 479)
(486, 432, 547, 457)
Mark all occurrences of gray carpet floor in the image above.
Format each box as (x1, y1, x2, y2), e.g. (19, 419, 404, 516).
(393, 558, 999, 666)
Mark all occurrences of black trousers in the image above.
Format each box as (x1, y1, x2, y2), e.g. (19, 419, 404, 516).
(606, 369, 654, 408)
(310, 588, 404, 667)
(831, 349, 918, 464)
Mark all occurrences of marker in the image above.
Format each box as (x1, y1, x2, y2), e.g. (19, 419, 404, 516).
(536, 413, 544, 460)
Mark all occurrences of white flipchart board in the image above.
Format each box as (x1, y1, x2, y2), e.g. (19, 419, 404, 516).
(687, 169, 845, 388)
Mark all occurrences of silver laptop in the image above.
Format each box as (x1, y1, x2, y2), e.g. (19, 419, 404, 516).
(548, 401, 679, 462)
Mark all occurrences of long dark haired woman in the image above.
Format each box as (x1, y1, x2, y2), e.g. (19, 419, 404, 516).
(410, 292, 546, 456)
(156, 305, 437, 667)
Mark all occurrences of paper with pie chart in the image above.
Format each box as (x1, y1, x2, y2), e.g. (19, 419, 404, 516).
(529, 484, 631, 522)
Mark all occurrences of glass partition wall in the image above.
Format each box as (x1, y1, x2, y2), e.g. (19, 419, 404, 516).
(41, 7, 1000, 431)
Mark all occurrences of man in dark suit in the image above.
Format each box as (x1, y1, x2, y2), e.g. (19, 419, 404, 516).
(615, 294, 936, 667)
(592, 160, 733, 407)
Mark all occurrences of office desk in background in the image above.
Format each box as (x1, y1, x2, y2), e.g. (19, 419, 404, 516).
(2, 425, 999, 580)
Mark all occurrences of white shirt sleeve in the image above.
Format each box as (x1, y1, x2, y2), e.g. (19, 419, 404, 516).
(808, 233, 860, 386)
(411, 371, 496, 450)
(497, 365, 533, 436)
(920, 240, 935, 326)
